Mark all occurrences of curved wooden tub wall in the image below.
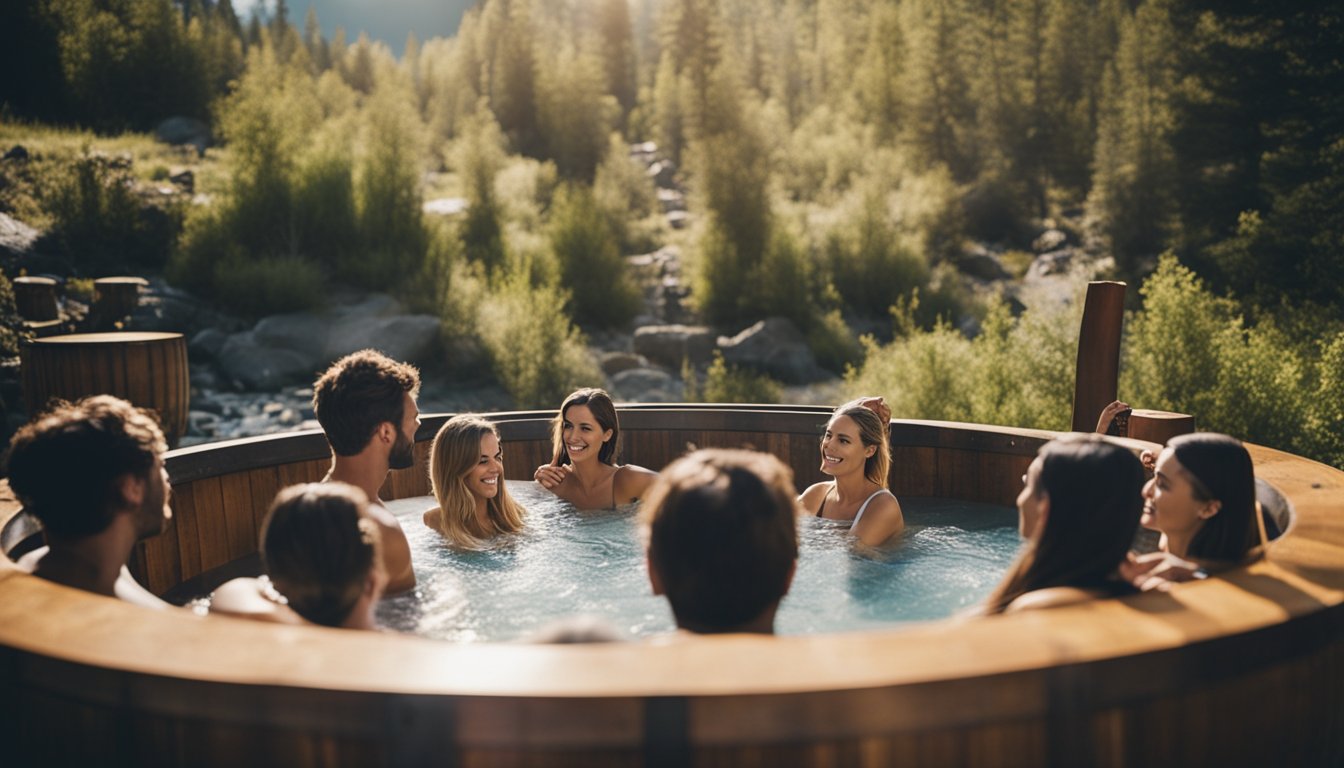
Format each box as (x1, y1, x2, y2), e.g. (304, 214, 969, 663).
(2, 405, 1342, 767)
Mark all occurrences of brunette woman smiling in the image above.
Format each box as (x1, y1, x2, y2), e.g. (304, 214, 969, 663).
(532, 389, 659, 510)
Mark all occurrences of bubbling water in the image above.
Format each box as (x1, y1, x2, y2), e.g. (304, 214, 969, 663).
(377, 483, 1020, 642)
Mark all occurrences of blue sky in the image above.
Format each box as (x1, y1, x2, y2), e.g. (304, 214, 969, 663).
(234, 0, 474, 55)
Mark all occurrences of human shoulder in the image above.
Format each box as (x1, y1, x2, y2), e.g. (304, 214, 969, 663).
(210, 577, 304, 624)
(1005, 586, 1101, 612)
(851, 491, 904, 546)
(798, 482, 833, 513)
(614, 463, 659, 503)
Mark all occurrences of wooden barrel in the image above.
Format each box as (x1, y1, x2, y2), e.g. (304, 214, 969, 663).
(11, 276, 59, 322)
(19, 332, 189, 446)
(1129, 408, 1195, 445)
(90, 276, 148, 330)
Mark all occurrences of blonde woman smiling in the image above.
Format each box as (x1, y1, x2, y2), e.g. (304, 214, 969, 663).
(424, 415, 527, 548)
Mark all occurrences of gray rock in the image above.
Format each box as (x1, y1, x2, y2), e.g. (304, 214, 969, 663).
(1032, 229, 1069, 253)
(0, 212, 40, 262)
(155, 116, 210, 155)
(600, 351, 648, 376)
(955, 244, 1011, 282)
(666, 210, 690, 230)
(648, 160, 678, 188)
(423, 197, 469, 216)
(718, 317, 825, 384)
(657, 188, 686, 213)
(189, 328, 228, 361)
(633, 324, 716, 370)
(4, 145, 29, 161)
(168, 168, 194, 193)
(1029, 247, 1081, 278)
(254, 312, 331, 354)
(324, 314, 440, 365)
(610, 368, 682, 403)
(216, 332, 319, 391)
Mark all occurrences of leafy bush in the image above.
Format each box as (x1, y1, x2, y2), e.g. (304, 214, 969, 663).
(209, 254, 326, 318)
(43, 151, 180, 274)
(0, 270, 27, 358)
(547, 183, 641, 328)
(687, 352, 783, 404)
(846, 295, 1076, 429)
(1121, 255, 1344, 468)
(824, 185, 929, 317)
(477, 263, 602, 408)
(593, 134, 660, 253)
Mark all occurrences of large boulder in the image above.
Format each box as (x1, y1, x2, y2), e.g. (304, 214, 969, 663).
(0, 212, 40, 265)
(718, 317, 826, 384)
(955, 244, 1011, 282)
(633, 324, 716, 370)
(215, 332, 318, 391)
(1032, 229, 1070, 253)
(154, 117, 210, 155)
(610, 367, 682, 403)
(599, 351, 649, 377)
(325, 314, 441, 364)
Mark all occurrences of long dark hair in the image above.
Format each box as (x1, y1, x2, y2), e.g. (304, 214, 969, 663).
(983, 435, 1144, 615)
(1170, 433, 1259, 563)
(550, 388, 620, 466)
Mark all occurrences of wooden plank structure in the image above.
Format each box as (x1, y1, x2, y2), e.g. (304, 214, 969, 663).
(2, 405, 1342, 766)
(18, 331, 190, 447)
(1071, 281, 1127, 433)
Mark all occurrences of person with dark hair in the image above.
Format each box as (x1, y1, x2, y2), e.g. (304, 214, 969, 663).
(982, 434, 1145, 614)
(312, 349, 421, 593)
(798, 397, 904, 546)
(424, 414, 527, 548)
(1141, 432, 1260, 566)
(532, 388, 658, 509)
(643, 448, 799, 634)
(213, 483, 385, 630)
(4, 395, 173, 608)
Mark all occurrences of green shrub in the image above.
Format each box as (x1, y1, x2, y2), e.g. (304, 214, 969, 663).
(209, 254, 326, 318)
(547, 183, 641, 328)
(593, 134, 659, 253)
(825, 185, 929, 317)
(846, 295, 1076, 429)
(695, 352, 783, 404)
(477, 263, 601, 408)
(0, 270, 27, 359)
(43, 151, 180, 274)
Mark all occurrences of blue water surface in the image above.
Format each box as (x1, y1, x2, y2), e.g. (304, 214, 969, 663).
(378, 483, 1020, 642)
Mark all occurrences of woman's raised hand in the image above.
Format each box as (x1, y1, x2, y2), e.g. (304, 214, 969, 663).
(858, 396, 892, 425)
(1095, 400, 1130, 434)
(533, 463, 569, 490)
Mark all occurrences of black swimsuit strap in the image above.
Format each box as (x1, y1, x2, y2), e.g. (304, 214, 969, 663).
(816, 485, 832, 518)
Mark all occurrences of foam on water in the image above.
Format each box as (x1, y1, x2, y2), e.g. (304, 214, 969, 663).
(378, 483, 1020, 641)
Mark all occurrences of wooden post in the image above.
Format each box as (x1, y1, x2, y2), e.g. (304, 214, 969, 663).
(12, 276, 59, 322)
(20, 331, 189, 447)
(1071, 281, 1126, 433)
(87, 276, 148, 330)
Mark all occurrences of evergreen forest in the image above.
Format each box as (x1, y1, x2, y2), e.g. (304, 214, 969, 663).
(1, 0, 1341, 468)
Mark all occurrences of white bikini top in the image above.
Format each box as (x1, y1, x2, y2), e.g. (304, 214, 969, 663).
(817, 487, 895, 527)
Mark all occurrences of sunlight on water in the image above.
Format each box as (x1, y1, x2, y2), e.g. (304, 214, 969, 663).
(378, 484, 1020, 642)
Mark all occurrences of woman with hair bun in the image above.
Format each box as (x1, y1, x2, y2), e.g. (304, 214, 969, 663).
(798, 397, 904, 546)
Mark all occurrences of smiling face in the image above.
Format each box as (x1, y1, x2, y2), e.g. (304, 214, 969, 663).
(1142, 447, 1217, 547)
(465, 431, 503, 501)
(561, 404, 613, 464)
(819, 415, 875, 478)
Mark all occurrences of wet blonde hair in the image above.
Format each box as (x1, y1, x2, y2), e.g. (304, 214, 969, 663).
(428, 415, 526, 548)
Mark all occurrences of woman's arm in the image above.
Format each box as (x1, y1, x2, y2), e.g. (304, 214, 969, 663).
(851, 494, 905, 546)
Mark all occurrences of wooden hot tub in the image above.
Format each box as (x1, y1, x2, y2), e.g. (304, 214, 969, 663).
(2, 405, 1341, 766)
